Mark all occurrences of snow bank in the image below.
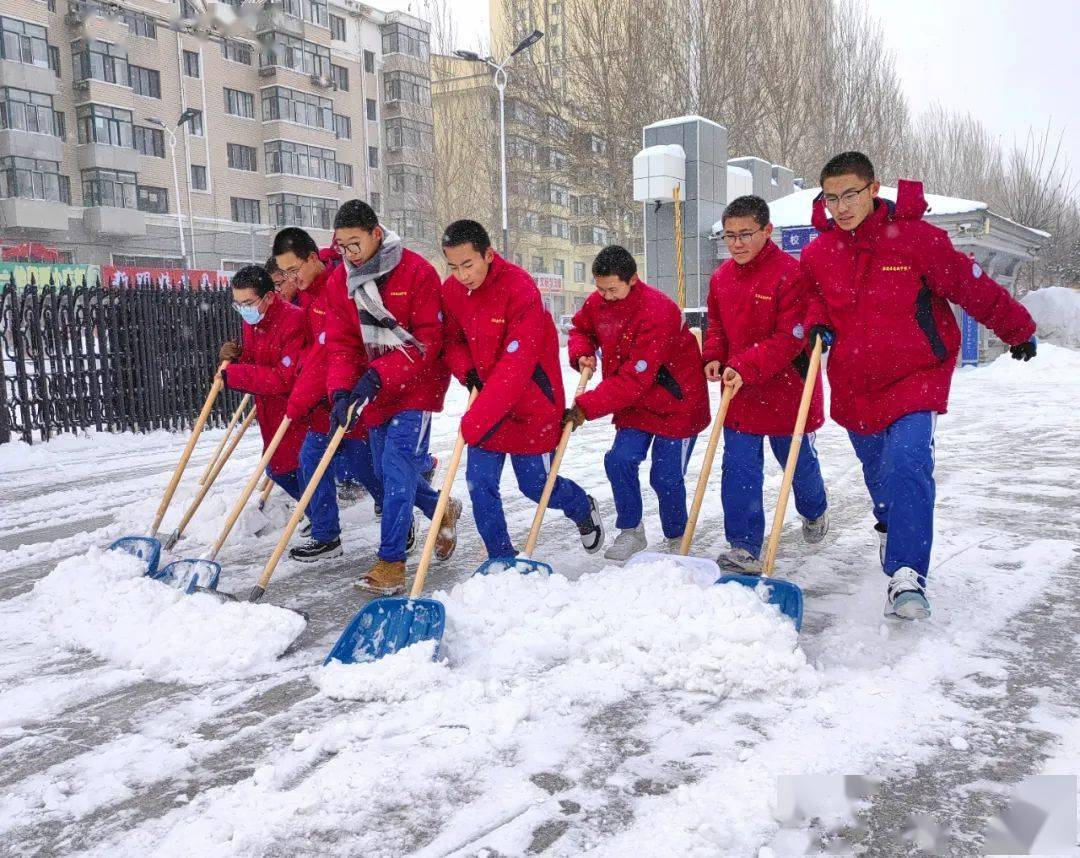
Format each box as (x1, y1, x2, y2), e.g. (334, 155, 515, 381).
(29, 547, 305, 684)
(973, 340, 1080, 383)
(1022, 286, 1080, 348)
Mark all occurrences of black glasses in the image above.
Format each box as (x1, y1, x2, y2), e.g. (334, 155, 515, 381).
(721, 227, 764, 245)
(822, 182, 872, 209)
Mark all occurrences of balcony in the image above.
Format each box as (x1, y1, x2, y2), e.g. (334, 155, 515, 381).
(0, 197, 71, 232)
(82, 205, 146, 236)
(0, 60, 58, 96)
(76, 143, 136, 172)
(0, 128, 63, 161)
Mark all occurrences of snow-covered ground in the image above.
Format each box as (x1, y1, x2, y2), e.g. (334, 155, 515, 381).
(1, 346, 1078, 857)
(1024, 286, 1080, 348)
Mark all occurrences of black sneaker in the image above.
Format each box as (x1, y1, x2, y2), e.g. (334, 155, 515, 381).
(576, 495, 605, 554)
(422, 456, 439, 485)
(405, 515, 417, 552)
(337, 481, 366, 505)
(373, 500, 382, 518)
(288, 537, 342, 563)
(299, 517, 312, 538)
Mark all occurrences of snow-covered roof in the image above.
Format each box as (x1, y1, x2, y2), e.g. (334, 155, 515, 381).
(645, 115, 723, 130)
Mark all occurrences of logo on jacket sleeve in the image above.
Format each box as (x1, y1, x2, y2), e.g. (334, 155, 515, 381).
(281, 355, 292, 367)
(635, 359, 648, 372)
(319, 332, 326, 345)
(972, 261, 983, 278)
(506, 340, 520, 353)
(793, 323, 805, 339)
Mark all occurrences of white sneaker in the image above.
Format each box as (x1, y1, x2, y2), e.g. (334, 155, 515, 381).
(885, 567, 931, 620)
(801, 510, 830, 544)
(604, 524, 646, 562)
(716, 547, 762, 575)
(875, 523, 887, 568)
(653, 536, 683, 554)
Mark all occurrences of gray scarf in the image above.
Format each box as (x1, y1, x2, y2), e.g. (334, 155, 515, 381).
(345, 230, 424, 362)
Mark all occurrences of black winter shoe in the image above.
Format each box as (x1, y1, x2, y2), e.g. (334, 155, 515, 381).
(577, 496, 605, 554)
(288, 537, 342, 563)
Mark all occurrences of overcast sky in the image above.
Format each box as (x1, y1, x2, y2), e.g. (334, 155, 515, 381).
(383, 0, 1080, 180)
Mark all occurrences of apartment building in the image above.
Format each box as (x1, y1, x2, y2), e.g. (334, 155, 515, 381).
(0, 0, 436, 269)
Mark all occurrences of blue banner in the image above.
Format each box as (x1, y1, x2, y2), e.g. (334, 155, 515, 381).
(781, 226, 818, 254)
(960, 310, 980, 366)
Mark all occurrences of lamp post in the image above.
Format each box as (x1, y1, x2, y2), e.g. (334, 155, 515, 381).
(455, 29, 543, 258)
(148, 109, 200, 269)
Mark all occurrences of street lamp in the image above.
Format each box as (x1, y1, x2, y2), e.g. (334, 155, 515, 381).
(455, 29, 543, 258)
(148, 109, 200, 269)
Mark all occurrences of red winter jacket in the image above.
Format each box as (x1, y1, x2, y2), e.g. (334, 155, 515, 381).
(286, 261, 364, 439)
(703, 240, 824, 436)
(224, 296, 309, 475)
(569, 280, 711, 439)
(441, 254, 565, 454)
(801, 180, 1036, 434)
(324, 246, 450, 429)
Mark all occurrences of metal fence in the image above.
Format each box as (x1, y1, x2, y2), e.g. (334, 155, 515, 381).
(0, 275, 242, 444)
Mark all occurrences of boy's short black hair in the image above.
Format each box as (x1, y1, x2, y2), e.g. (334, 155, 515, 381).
(334, 199, 379, 231)
(232, 264, 275, 297)
(820, 151, 876, 186)
(264, 255, 280, 275)
(722, 195, 770, 229)
(441, 219, 491, 255)
(592, 245, 637, 282)
(271, 227, 319, 260)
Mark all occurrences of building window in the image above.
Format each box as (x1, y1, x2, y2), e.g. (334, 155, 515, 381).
(129, 65, 161, 98)
(122, 11, 157, 39)
(71, 39, 129, 86)
(265, 139, 337, 181)
(136, 185, 168, 213)
(267, 192, 337, 230)
(221, 39, 253, 65)
(280, 0, 327, 27)
(187, 109, 204, 136)
(0, 156, 68, 202)
(261, 86, 333, 130)
(365, 98, 376, 121)
(549, 183, 568, 206)
(363, 49, 375, 73)
(0, 17, 50, 67)
(190, 164, 207, 190)
(383, 71, 430, 106)
(81, 167, 136, 208)
(231, 196, 261, 224)
(47, 44, 60, 76)
(553, 259, 565, 277)
(388, 165, 433, 196)
(333, 113, 351, 140)
(367, 146, 378, 168)
(385, 117, 433, 153)
(133, 125, 165, 157)
(224, 88, 255, 118)
(336, 162, 352, 187)
(0, 87, 56, 136)
(182, 49, 200, 78)
(549, 148, 567, 171)
(227, 142, 257, 171)
(381, 21, 429, 62)
(329, 13, 346, 41)
(531, 255, 544, 272)
(574, 261, 586, 282)
(385, 209, 431, 240)
(330, 63, 348, 91)
(548, 216, 569, 239)
(76, 103, 133, 147)
(260, 33, 329, 77)
(370, 191, 380, 213)
(54, 110, 65, 140)
(587, 133, 606, 154)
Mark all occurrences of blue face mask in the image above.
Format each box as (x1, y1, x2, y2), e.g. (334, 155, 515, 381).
(235, 302, 265, 325)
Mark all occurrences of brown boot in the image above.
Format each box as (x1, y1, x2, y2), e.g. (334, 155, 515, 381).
(435, 497, 463, 562)
(354, 559, 406, 596)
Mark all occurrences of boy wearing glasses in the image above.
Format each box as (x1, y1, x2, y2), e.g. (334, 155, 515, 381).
(324, 200, 460, 596)
(565, 245, 710, 561)
(703, 195, 829, 574)
(801, 151, 1037, 620)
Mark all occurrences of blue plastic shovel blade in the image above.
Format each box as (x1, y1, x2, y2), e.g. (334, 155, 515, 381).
(108, 537, 162, 576)
(473, 556, 554, 576)
(715, 573, 804, 632)
(325, 596, 446, 665)
(153, 559, 222, 595)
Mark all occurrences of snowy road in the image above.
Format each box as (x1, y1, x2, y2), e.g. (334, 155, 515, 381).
(0, 347, 1078, 857)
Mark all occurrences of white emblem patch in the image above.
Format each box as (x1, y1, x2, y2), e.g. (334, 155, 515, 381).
(635, 359, 648, 372)
(319, 331, 326, 345)
(972, 262, 983, 279)
(506, 340, 520, 354)
(281, 355, 292, 367)
(793, 323, 805, 339)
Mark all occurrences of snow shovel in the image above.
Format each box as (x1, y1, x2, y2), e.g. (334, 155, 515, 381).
(109, 360, 229, 575)
(197, 394, 252, 486)
(164, 405, 257, 550)
(324, 391, 479, 665)
(156, 418, 293, 595)
(474, 367, 594, 576)
(714, 341, 824, 632)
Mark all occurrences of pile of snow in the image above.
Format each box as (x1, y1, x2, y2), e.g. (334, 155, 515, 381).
(28, 547, 305, 684)
(1022, 286, 1080, 348)
(973, 340, 1080, 383)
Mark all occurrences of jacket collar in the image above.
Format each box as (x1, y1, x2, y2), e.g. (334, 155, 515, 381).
(732, 237, 780, 275)
(254, 293, 284, 330)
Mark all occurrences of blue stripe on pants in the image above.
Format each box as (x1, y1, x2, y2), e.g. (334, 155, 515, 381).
(848, 411, 936, 585)
(720, 427, 828, 558)
(604, 428, 697, 539)
(466, 445, 592, 558)
(369, 411, 441, 562)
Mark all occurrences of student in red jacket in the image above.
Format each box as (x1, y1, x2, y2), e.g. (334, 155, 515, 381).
(704, 195, 829, 574)
(802, 151, 1038, 620)
(217, 265, 309, 503)
(565, 245, 711, 561)
(324, 200, 459, 596)
(440, 220, 605, 559)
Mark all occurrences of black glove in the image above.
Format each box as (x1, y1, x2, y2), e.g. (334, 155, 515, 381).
(464, 369, 483, 392)
(219, 368, 229, 388)
(807, 324, 835, 354)
(562, 404, 586, 431)
(1009, 336, 1037, 362)
(329, 369, 381, 433)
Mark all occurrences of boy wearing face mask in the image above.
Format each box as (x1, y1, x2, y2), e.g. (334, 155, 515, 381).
(218, 265, 310, 502)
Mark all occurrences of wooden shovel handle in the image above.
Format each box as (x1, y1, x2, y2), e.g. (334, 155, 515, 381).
(209, 416, 292, 561)
(257, 476, 275, 510)
(522, 367, 593, 557)
(150, 360, 229, 537)
(199, 394, 252, 486)
(410, 389, 479, 599)
(679, 382, 735, 556)
(762, 340, 823, 576)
